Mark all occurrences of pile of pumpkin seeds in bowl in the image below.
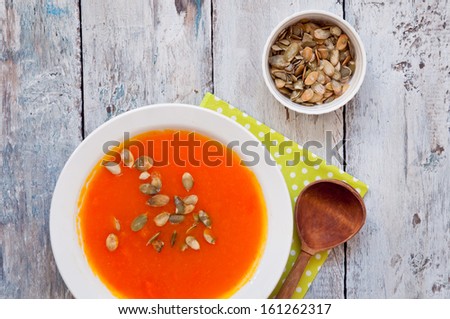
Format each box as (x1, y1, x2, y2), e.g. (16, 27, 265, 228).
(268, 20, 355, 106)
(104, 151, 216, 254)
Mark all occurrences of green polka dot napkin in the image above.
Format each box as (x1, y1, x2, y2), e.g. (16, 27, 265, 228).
(200, 93, 368, 298)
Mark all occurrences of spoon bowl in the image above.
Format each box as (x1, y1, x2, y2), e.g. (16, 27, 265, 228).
(276, 179, 366, 298)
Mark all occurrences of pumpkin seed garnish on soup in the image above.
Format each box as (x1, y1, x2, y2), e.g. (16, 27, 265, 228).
(106, 233, 119, 251)
(185, 236, 200, 250)
(169, 214, 185, 224)
(146, 231, 161, 246)
(147, 194, 170, 207)
(134, 156, 153, 172)
(183, 194, 198, 205)
(170, 231, 177, 247)
(104, 161, 121, 175)
(113, 217, 121, 232)
(154, 212, 170, 227)
(152, 240, 164, 253)
(182, 172, 194, 191)
(203, 229, 216, 245)
(120, 148, 134, 168)
(131, 213, 148, 232)
(199, 210, 212, 229)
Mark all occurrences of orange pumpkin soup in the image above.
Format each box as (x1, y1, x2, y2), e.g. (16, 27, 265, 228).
(77, 130, 267, 298)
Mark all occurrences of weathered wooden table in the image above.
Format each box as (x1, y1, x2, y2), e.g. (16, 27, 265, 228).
(1, 0, 449, 298)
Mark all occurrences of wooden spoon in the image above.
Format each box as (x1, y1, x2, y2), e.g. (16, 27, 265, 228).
(276, 179, 366, 299)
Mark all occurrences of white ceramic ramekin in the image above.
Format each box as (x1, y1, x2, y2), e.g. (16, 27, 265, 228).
(262, 10, 367, 115)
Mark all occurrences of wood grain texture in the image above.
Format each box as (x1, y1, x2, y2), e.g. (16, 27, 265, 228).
(0, 0, 81, 298)
(212, 0, 346, 298)
(345, 0, 450, 297)
(81, 0, 212, 135)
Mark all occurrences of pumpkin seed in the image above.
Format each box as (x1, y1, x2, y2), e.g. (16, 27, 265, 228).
(302, 32, 314, 43)
(154, 212, 170, 227)
(174, 196, 185, 214)
(271, 44, 283, 51)
(120, 149, 134, 168)
(151, 175, 162, 190)
(330, 49, 339, 66)
(321, 59, 335, 76)
(147, 194, 170, 207)
(294, 63, 305, 76)
(183, 195, 198, 205)
(341, 66, 352, 79)
(302, 47, 313, 62)
(283, 42, 300, 62)
(317, 71, 326, 85)
(330, 26, 342, 37)
(152, 239, 164, 253)
(348, 60, 356, 73)
(182, 172, 194, 191)
(181, 243, 189, 252)
(113, 217, 121, 231)
(199, 210, 212, 229)
(134, 156, 153, 171)
(170, 231, 177, 247)
(183, 204, 195, 215)
(273, 71, 288, 81)
(301, 88, 314, 102)
(284, 63, 294, 72)
(331, 80, 342, 95)
(186, 222, 198, 234)
(106, 233, 118, 251)
(269, 55, 290, 69)
(193, 213, 199, 222)
(169, 214, 185, 224)
(131, 213, 148, 232)
(332, 71, 342, 81)
(317, 46, 329, 59)
(275, 78, 286, 89)
(324, 96, 335, 103)
(293, 80, 304, 90)
(336, 34, 349, 51)
(139, 183, 159, 195)
(104, 161, 121, 175)
(139, 171, 151, 180)
(314, 28, 330, 40)
(304, 71, 318, 85)
(342, 54, 352, 66)
(203, 229, 216, 245)
(309, 93, 324, 103)
(312, 83, 326, 95)
(290, 90, 301, 101)
(186, 236, 200, 250)
(146, 231, 161, 246)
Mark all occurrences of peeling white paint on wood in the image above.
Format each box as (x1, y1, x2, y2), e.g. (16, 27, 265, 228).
(1, 0, 81, 298)
(345, 0, 450, 298)
(81, 0, 212, 135)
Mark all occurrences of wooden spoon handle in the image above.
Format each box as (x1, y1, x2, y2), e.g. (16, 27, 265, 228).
(275, 250, 312, 299)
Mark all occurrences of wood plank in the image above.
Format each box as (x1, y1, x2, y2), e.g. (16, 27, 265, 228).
(212, 0, 345, 298)
(81, 0, 212, 135)
(0, 0, 81, 298)
(345, 0, 450, 297)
